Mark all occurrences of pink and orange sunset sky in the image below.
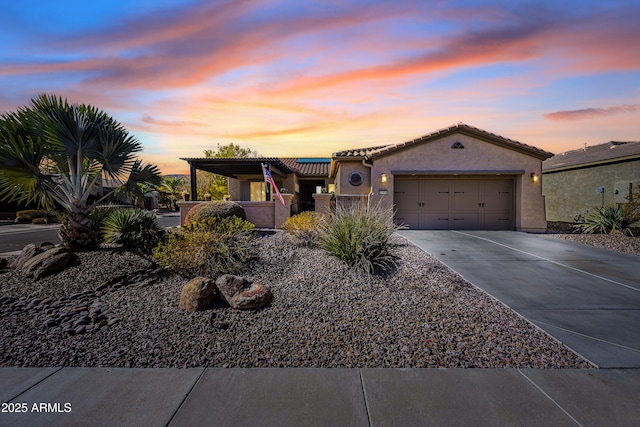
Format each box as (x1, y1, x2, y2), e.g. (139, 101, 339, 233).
(2, 0, 639, 174)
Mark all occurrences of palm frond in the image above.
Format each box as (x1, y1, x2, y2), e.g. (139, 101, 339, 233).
(0, 111, 54, 208)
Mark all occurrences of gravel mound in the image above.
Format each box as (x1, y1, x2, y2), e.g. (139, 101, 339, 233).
(1, 232, 591, 368)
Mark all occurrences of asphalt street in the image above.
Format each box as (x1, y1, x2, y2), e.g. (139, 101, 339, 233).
(0, 212, 180, 255)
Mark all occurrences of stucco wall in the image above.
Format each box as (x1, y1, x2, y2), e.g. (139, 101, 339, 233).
(543, 160, 640, 222)
(335, 160, 372, 196)
(338, 133, 548, 231)
(228, 178, 241, 200)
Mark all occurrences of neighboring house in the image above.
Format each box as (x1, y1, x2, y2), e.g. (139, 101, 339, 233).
(542, 141, 640, 222)
(182, 123, 553, 231)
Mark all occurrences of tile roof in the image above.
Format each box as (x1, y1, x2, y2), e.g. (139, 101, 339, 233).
(332, 144, 394, 158)
(181, 157, 331, 177)
(543, 141, 640, 172)
(332, 123, 553, 161)
(280, 158, 331, 176)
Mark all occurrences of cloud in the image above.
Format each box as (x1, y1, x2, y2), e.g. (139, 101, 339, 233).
(14, 0, 417, 92)
(4, 1, 639, 98)
(141, 114, 207, 128)
(226, 124, 332, 139)
(543, 104, 640, 121)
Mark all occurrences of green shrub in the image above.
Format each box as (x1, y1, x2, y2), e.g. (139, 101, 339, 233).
(282, 211, 325, 246)
(573, 205, 630, 235)
(184, 201, 246, 225)
(153, 216, 256, 276)
(101, 208, 165, 254)
(319, 202, 399, 275)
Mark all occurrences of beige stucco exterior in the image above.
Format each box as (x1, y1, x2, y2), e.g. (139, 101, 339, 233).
(333, 131, 549, 232)
(543, 160, 640, 222)
(334, 160, 372, 196)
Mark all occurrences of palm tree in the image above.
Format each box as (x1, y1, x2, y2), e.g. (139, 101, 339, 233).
(0, 94, 162, 249)
(158, 176, 186, 211)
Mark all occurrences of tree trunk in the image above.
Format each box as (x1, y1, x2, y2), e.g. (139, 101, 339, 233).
(59, 206, 101, 249)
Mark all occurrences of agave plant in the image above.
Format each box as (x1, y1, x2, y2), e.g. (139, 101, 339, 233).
(101, 208, 165, 254)
(573, 205, 629, 235)
(0, 94, 161, 249)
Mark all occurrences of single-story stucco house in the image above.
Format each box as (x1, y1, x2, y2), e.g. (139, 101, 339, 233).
(182, 123, 553, 232)
(542, 140, 640, 223)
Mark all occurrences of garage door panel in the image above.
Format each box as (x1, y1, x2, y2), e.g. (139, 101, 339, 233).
(393, 180, 420, 211)
(483, 213, 512, 230)
(424, 196, 449, 212)
(394, 177, 513, 230)
(422, 213, 451, 229)
(423, 181, 451, 195)
(422, 181, 450, 212)
(453, 195, 479, 211)
(452, 181, 479, 211)
(452, 213, 479, 229)
(483, 180, 512, 214)
(395, 212, 420, 229)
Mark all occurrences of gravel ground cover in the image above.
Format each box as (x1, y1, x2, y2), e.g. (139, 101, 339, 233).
(545, 233, 640, 256)
(1, 232, 595, 368)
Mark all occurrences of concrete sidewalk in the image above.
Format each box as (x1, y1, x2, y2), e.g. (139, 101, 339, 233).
(2, 367, 639, 426)
(398, 230, 640, 368)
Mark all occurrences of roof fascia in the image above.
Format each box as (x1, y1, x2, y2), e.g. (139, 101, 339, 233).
(543, 154, 640, 174)
(370, 127, 553, 161)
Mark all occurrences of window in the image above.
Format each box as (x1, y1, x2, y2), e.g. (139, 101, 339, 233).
(348, 171, 364, 186)
(451, 141, 465, 149)
(250, 181, 266, 201)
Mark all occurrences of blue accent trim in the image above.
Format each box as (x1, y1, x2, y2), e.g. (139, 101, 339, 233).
(296, 158, 331, 163)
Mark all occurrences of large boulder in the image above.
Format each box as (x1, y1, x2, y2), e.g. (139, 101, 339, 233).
(21, 247, 74, 279)
(179, 277, 217, 312)
(215, 274, 272, 310)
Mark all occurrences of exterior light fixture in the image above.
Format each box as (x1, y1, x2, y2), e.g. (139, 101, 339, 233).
(530, 172, 539, 183)
(380, 173, 388, 183)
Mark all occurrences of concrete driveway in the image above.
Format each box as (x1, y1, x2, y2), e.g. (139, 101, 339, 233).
(397, 230, 640, 368)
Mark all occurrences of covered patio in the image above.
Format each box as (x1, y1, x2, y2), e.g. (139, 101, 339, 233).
(178, 158, 291, 228)
(180, 157, 295, 202)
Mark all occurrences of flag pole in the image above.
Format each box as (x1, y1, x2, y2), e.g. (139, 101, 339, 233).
(263, 163, 271, 202)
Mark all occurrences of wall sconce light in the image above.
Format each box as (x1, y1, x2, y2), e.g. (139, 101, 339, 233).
(380, 173, 388, 183)
(530, 172, 539, 183)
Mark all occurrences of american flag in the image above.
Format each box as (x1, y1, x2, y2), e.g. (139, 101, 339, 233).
(262, 163, 285, 205)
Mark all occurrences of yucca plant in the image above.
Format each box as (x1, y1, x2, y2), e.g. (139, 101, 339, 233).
(0, 94, 161, 249)
(319, 202, 399, 275)
(573, 205, 629, 234)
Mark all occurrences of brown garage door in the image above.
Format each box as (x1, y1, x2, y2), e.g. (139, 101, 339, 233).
(394, 178, 514, 230)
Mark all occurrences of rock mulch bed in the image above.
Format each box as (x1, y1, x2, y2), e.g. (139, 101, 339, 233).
(1, 232, 592, 368)
(546, 233, 640, 256)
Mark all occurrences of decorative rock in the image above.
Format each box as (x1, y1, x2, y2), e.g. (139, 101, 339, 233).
(10, 244, 39, 270)
(179, 277, 217, 312)
(215, 274, 272, 310)
(21, 247, 74, 279)
(38, 241, 56, 251)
